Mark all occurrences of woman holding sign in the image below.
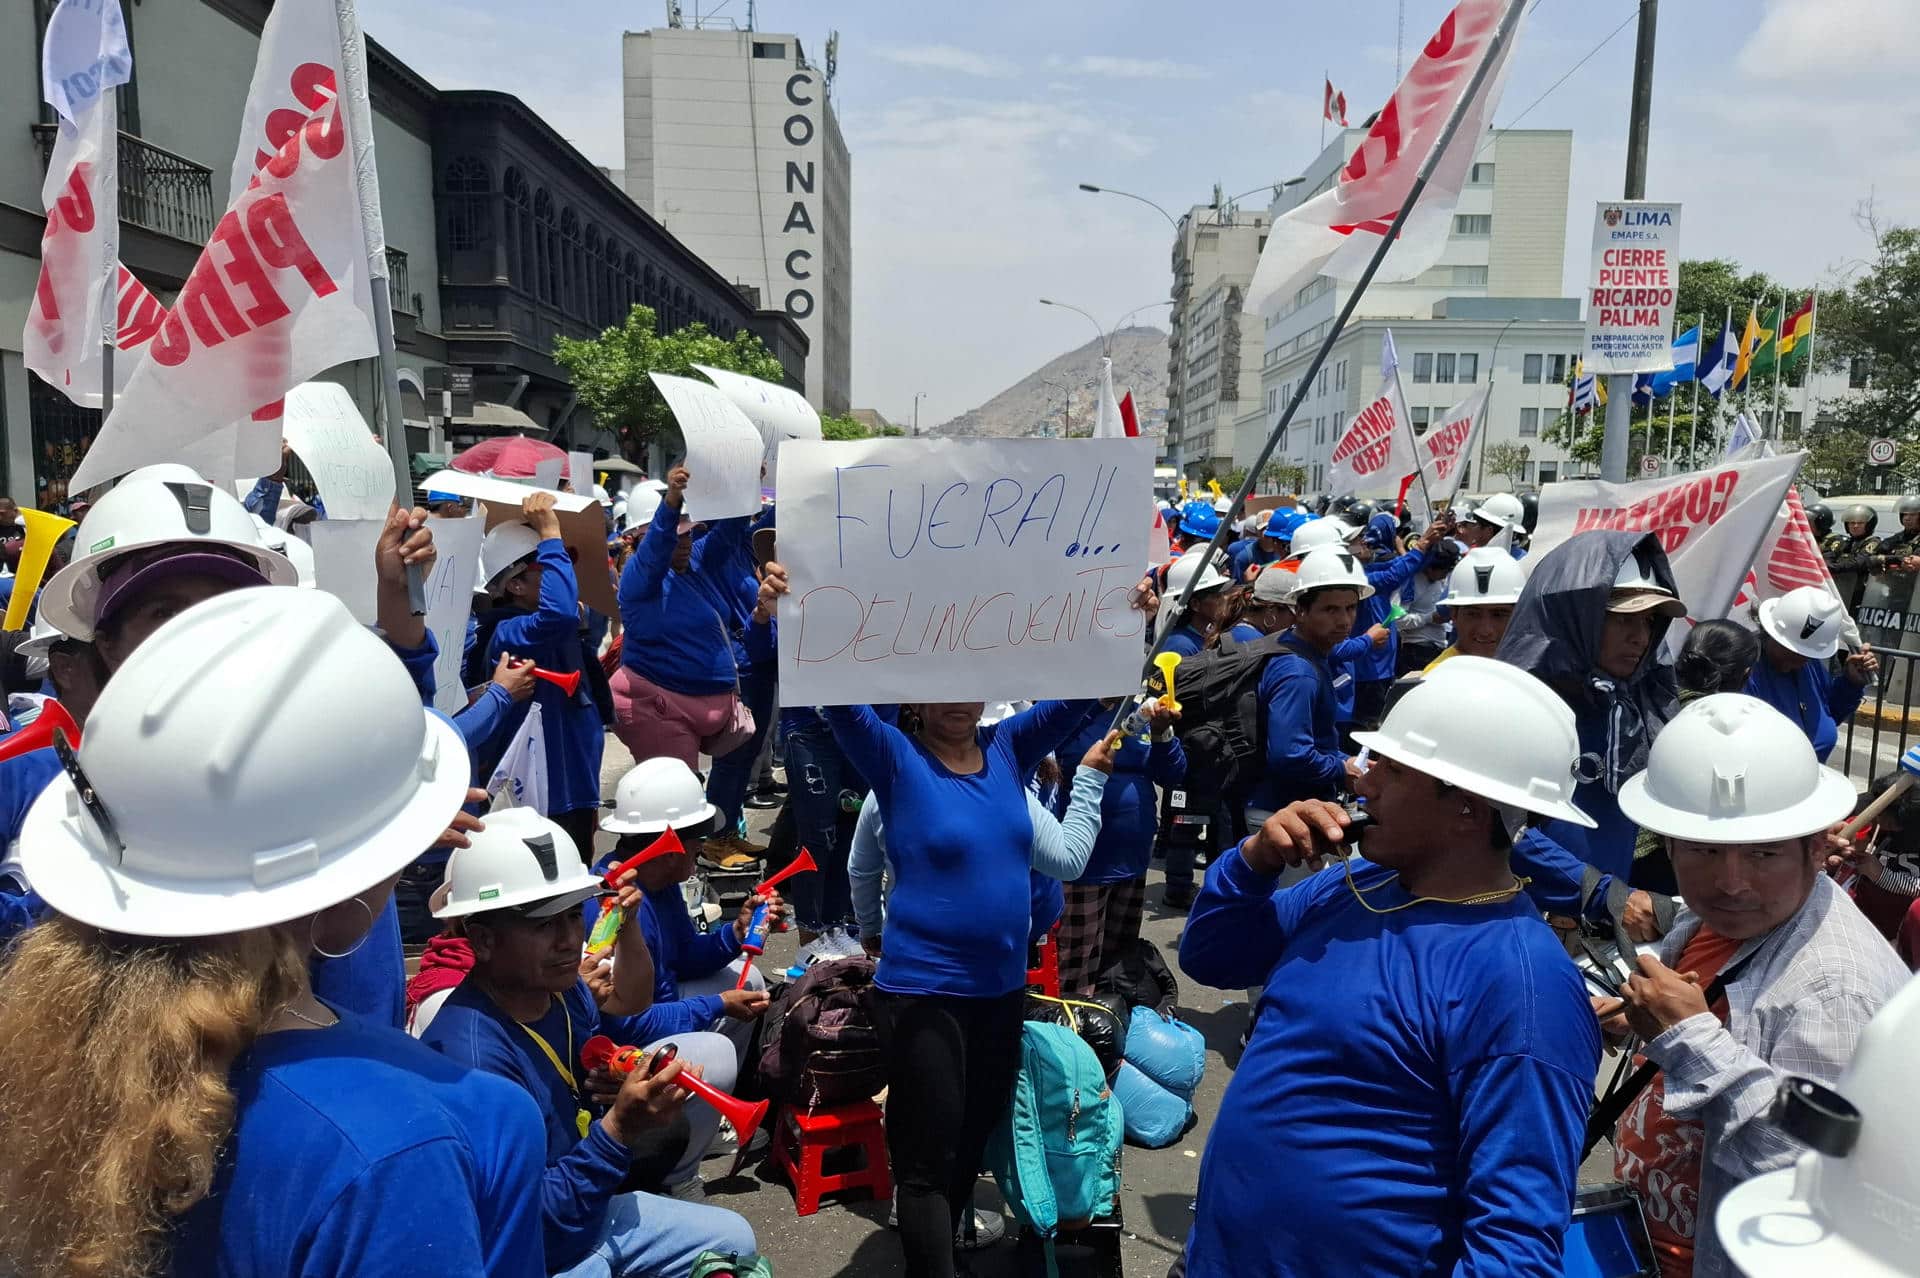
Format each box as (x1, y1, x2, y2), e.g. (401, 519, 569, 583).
(758, 560, 1101, 1276)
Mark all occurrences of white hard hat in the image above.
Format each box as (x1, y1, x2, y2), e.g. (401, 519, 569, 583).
(39, 464, 299, 641)
(17, 615, 64, 674)
(479, 522, 542, 592)
(1470, 492, 1525, 530)
(1758, 586, 1847, 660)
(21, 588, 469, 938)
(622, 486, 693, 535)
(1618, 693, 1855, 843)
(434, 806, 603, 919)
(1156, 548, 1232, 634)
(1352, 654, 1595, 827)
(247, 513, 316, 588)
(1212, 496, 1233, 514)
(1251, 567, 1298, 605)
(601, 756, 720, 836)
(1610, 552, 1686, 618)
(1717, 974, 1920, 1278)
(1447, 547, 1527, 607)
(1289, 517, 1363, 555)
(1287, 546, 1374, 604)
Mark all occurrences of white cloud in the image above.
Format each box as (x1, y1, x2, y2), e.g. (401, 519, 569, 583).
(1047, 55, 1206, 81)
(1736, 0, 1920, 81)
(872, 44, 1014, 78)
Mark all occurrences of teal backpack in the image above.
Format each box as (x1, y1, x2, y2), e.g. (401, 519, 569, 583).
(986, 1021, 1124, 1274)
(689, 1251, 771, 1278)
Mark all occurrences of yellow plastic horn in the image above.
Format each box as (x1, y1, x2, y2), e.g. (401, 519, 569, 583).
(1152, 651, 1184, 714)
(4, 508, 77, 631)
(1207, 479, 1224, 501)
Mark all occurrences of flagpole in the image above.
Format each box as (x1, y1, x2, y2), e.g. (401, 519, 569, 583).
(1768, 288, 1785, 439)
(1321, 69, 1328, 150)
(1116, 0, 1529, 737)
(1686, 310, 1701, 471)
(99, 84, 118, 419)
(1663, 383, 1675, 475)
(1801, 289, 1821, 440)
(1715, 303, 1731, 453)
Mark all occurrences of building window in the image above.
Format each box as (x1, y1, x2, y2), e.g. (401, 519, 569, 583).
(1522, 353, 1544, 384)
(1538, 462, 1558, 485)
(1315, 417, 1326, 446)
(1454, 214, 1492, 236)
(1453, 265, 1489, 287)
(1412, 352, 1433, 384)
(504, 168, 533, 291)
(1850, 356, 1872, 389)
(1786, 411, 1803, 433)
(1335, 359, 1348, 391)
(1411, 406, 1431, 433)
(1316, 369, 1328, 396)
(1458, 353, 1479, 383)
(1519, 407, 1540, 437)
(1547, 353, 1568, 384)
(442, 156, 492, 253)
(1435, 353, 1456, 384)
(559, 208, 581, 315)
(752, 41, 787, 58)
(532, 189, 558, 305)
(1469, 162, 1495, 185)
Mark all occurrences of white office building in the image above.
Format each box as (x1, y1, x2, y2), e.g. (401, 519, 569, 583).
(1253, 129, 1593, 494)
(622, 23, 851, 413)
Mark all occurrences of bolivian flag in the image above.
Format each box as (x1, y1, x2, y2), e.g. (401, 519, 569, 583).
(1777, 294, 1816, 370)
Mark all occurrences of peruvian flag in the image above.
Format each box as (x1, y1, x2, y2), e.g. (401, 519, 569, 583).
(1323, 78, 1349, 126)
(1732, 486, 1862, 645)
(1246, 0, 1527, 315)
(70, 0, 387, 491)
(1328, 330, 1417, 498)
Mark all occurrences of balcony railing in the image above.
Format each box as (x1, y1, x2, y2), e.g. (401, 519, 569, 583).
(30, 124, 217, 245)
(385, 247, 413, 314)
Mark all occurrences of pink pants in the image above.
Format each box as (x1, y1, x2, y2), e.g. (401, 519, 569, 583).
(610, 665, 738, 770)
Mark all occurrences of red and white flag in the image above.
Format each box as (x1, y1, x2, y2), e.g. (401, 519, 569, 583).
(1323, 78, 1349, 126)
(23, 0, 148, 408)
(70, 0, 386, 490)
(1406, 384, 1489, 524)
(1091, 357, 1126, 439)
(1731, 486, 1862, 644)
(1246, 0, 1526, 315)
(1328, 330, 1417, 498)
(1118, 389, 1140, 439)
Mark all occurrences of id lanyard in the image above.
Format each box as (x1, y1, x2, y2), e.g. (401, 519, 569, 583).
(518, 999, 592, 1139)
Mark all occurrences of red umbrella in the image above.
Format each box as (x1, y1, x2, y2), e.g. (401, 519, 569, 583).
(450, 436, 569, 479)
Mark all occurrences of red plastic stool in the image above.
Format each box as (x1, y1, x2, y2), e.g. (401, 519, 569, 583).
(1026, 923, 1061, 998)
(772, 1099, 893, 1216)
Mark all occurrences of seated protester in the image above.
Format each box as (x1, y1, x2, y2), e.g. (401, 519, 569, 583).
(421, 808, 758, 1274)
(1608, 693, 1909, 1278)
(1391, 537, 1461, 674)
(1180, 657, 1603, 1276)
(587, 756, 786, 1062)
(1425, 546, 1525, 669)
(471, 491, 605, 863)
(1155, 546, 1235, 656)
(1052, 699, 1184, 995)
(0, 587, 547, 1278)
(1746, 586, 1877, 762)
(1497, 532, 1683, 931)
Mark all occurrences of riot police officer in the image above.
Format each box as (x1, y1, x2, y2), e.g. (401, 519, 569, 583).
(1874, 494, 1920, 569)
(1824, 502, 1886, 611)
(1805, 500, 1834, 540)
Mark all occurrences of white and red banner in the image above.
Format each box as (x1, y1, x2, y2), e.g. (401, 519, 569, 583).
(1323, 78, 1349, 126)
(1328, 331, 1416, 498)
(1404, 384, 1489, 525)
(23, 0, 141, 408)
(1731, 485, 1862, 644)
(1119, 390, 1140, 439)
(1244, 0, 1527, 315)
(1531, 451, 1806, 646)
(1091, 357, 1126, 439)
(1582, 200, 1683, 374)
(70, 0, 384, 490)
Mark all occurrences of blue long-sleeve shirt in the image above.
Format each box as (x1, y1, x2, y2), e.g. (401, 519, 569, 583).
(1160, 623, 1208, 659)
(422, 979, 656, 1272)
(1180, 849, 1601, 1277)
(1251, 639, 1347, 812)
(686, 515, 763, 672)
(1349, 548, 1426, 685)
(242, 476, 283, 521)
(1745, 658, 1865, 762)
(828, 699, 1094, 997)
(618, 497, 737, 695)
(581, 865, 744, 1033)
(1054, 710, 1186, 883)
(485, 538, 604, 815)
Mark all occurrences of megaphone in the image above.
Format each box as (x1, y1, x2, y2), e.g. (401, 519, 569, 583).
(754, 847, 816, 897)
(4, 509, 78, 631)
(0, 699, 81, 764)
(580, 1036, 769, 1176)
(532, 666, 581, 696)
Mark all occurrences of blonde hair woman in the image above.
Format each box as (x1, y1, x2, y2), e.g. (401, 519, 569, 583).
(0, 588, 547, 1277)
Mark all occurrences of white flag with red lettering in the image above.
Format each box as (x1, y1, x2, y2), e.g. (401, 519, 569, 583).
(23, 0, 142, 408)
(69, 0, 384, 491)
(1244, 0, 1527, 316)
(1091, 358, 1126, 439)
(1731, 486, 1862, 644)
(1328, 331, 1417, 498)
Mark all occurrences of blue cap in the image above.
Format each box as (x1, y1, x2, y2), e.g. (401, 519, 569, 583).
(1179, 499, 1221, 539)
(426, 490, 461, 504)
(1265, 508, 1308, 540)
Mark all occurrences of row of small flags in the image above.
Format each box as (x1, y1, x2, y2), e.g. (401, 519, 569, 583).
(1568, 294, 1817, 416)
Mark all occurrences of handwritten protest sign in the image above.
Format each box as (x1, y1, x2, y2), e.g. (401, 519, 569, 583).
(282, 382, 394, 520)
(568, 450, 595, 494)
(424, 512, 485, 713)
(776, 437, 1155, 705)
(420, 468, 615, 616)
(306, 518, 383, 624)
(692, 364, 821, 486)
(650, 372, 765, 521)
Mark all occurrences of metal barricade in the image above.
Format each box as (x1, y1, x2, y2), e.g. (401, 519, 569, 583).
(1835, 647, 1920, 790)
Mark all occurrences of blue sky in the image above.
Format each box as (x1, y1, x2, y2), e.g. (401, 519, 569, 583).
(357, 0, 1920, 429)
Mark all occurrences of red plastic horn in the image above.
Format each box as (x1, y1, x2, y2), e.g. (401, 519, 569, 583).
(600, 826, 685, 887)
(754, 847, 816, 897)
(580, 1036, 769, 1175)
(533, 667, 581, 696)
(0, 700, 80, 764)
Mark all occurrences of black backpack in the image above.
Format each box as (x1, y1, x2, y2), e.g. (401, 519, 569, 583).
(756, 955, 887, 1110)
(1149, 631, 1312, 802)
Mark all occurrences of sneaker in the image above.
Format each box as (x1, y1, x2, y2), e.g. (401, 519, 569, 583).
(885, 1204, 1005, 1249)
(793, 937, 835, 968)
(1163, 884, 1195, 911)
(700, 834, 766, 872)
(663, 1176, 706, 1202)
(823, 925, 863, 959)
(709, 1118, 772, 1159)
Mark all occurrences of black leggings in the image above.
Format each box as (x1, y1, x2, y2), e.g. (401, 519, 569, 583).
(875, 989, 1027, 1277)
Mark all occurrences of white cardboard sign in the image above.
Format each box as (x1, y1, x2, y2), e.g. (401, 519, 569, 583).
(1583, 200, 1683, 374)
(306, 517, 384, 624)
(693, 363, 821, 486)
(418, 468, 615, 616)
(424, 511, 486, 713)
(776, 437, 1155, 705)
(282, 382, 395, 521)
(650, 372, 765, 521)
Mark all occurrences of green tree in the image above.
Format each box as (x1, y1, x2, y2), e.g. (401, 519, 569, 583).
(1816, 214, 1920, 492)
(1482, 441, 1533, 487)
(1265, 462, 1307, 493)
(819, 414, 867, 441)
(553, 305, 789, 459)
(1220, 466, 1248, 494)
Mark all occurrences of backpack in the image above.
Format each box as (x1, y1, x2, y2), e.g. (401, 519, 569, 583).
(986, 1022, 1123, 1276)
(1150, 630, 1304, 801)
(755, 954, 887, 1110)
(1094, 937, 1178, 1017)
(689, 1251, 773, 1278)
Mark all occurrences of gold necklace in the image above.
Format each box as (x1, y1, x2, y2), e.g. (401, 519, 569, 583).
(1344, 859, 1531, 915)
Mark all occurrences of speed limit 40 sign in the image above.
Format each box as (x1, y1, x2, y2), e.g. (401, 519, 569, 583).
(1869, 437, 1898, 466)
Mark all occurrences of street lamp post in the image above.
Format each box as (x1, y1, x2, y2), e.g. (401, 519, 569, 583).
(912, 391, 927, 436)
(1041, 378, 1071, 437)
